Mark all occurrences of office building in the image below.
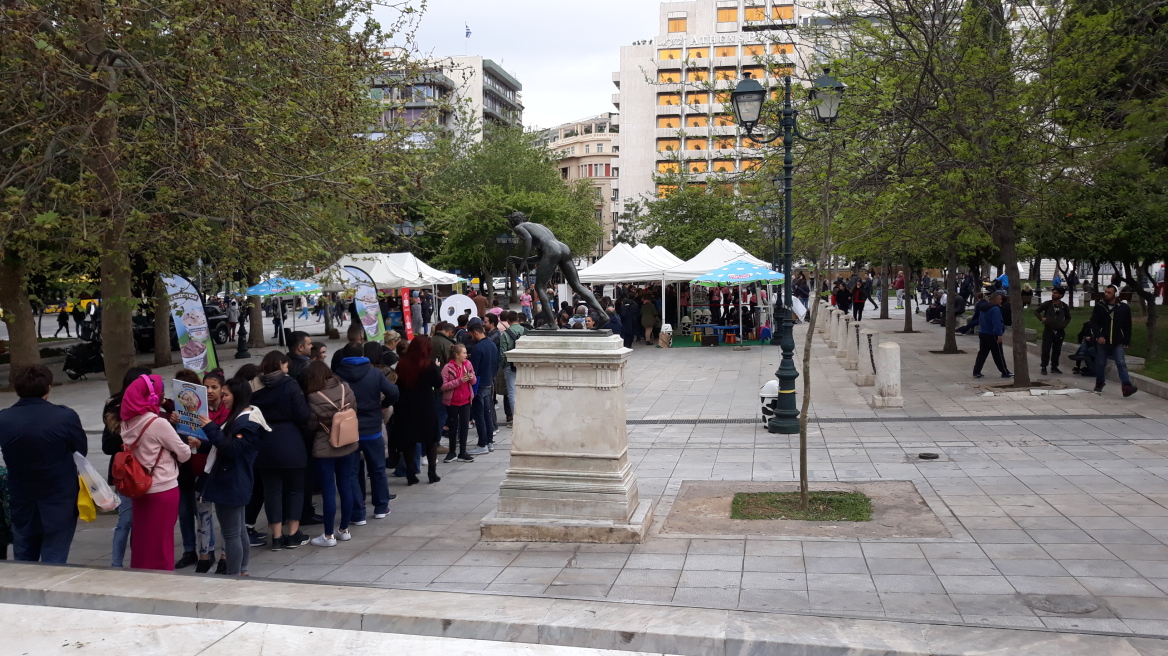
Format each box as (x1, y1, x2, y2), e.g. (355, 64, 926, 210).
(612, 0, 812, 204)
(540, 113, 622, 261)
(374, 53, 523, 140)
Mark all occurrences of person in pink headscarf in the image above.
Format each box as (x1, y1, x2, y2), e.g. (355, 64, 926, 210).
(120, 374, 196, 571)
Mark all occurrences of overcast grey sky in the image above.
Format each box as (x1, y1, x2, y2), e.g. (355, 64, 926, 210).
(378, 0, 661, 130)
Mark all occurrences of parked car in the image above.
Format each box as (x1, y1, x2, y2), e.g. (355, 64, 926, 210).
(133, 303, 230, 353)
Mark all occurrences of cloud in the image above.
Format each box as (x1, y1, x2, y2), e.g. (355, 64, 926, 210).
(376, 0, 659, 128)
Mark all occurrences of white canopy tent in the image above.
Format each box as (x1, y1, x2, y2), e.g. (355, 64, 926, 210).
(335, 253, 416, 288)
(383, 252, 464, 286)
(578, 243, 673, 283)
(664, 239, 770, 282)
(652, 246, 684, 267)
(304, 264, 350, 293)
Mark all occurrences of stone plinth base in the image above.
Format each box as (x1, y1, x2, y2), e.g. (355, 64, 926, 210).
(868, 393, 904, 408)
(481, 499, 655, 543)
(855, 373, 876, 386)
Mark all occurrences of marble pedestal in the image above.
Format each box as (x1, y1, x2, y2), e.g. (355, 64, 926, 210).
(480, 330, 654, 543)
(869, 342, 905, 408)
(855, 328, 879, 386)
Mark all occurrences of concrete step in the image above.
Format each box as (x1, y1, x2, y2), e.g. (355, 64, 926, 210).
(1, 563, 1164, 656)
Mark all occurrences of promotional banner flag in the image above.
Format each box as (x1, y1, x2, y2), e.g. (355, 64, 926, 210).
(401, 287, 414, 341)
(343, 266, 385, 341)
(163, 275, 219, 376)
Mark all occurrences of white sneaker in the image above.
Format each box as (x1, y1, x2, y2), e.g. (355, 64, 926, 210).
(488, 444, 495, 452)
(337, 530, 352, 541)
(466, 446, 489, 455)
(374, 512, 389, 519)
(310, 534, 336, 548)
(352, 519, 367, 526)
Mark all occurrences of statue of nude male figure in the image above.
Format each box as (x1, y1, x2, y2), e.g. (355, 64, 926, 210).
(505, 211, 609, 326)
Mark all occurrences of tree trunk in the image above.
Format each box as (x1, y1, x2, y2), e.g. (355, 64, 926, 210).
(996, 216, 1030, 387)
(943, 239, 959, 353)
(880, 248, 890, 320)
(902, 262, 914, 332)
(246, 271, 266, 348)
(0, 253, 41, 371)
(153, 274, 173, 367)
(100, 229, 135, 395)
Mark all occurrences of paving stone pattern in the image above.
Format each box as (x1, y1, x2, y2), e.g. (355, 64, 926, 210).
(24, 313, 1168, 637)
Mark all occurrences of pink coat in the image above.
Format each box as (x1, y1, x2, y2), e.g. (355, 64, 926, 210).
(121, 413, 192, 495)
(440, 360, 477, 406)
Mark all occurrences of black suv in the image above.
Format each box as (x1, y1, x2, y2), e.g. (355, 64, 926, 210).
(133, 304, 231, 353)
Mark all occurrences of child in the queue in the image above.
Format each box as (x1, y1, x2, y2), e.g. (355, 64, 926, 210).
(440, 343, 477, 463)
(199, 379, 264, 575)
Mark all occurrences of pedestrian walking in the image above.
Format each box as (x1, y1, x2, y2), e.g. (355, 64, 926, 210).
(893, 271, 905, 309)
(1089, 285, 1138, 396)
(226, 301, 240, 341)
(0, 365, 89, 563)
(1034, 287, 1071, 375)
(972, 292, 1011, 379)
(53, 303, 71, 337)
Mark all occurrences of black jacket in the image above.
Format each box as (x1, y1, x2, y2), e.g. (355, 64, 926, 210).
(250, 372, 310, 469)
(287, 353, 311, 390)
(1090, 300, 1132, 346)
(0, 398, 87, 532)
(333, 356, 400, 437)
(200, 415, 262, 507)
(1034, 300, 1071, 331)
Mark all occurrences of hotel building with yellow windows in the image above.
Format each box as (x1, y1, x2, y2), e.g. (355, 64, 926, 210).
(611, 0, 807, 202)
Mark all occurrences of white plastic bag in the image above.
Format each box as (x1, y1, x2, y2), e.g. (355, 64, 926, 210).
(74, 452, 120, 512)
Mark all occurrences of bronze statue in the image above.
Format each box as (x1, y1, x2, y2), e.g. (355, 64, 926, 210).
(505, 211, 609, 325)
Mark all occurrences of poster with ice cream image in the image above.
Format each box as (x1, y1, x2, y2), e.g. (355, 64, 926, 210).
(343, 265, 384, 341)
(163, 274, 219, 376)
(172, 379, 209, 439)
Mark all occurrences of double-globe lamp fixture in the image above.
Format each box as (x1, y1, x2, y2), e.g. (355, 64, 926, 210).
(729, 67, 845, 435)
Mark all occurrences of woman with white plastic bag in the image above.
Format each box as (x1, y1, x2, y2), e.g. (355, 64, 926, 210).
(73, 453, 118, 512)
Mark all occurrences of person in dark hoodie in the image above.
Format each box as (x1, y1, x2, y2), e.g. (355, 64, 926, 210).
(465, 319, 499, 456)
(333, 343, 399, 522)
(1034, 286, 1071, 375)
(1089, 284, 1137, 396)
(972, 292, 1011, 379)
(198, 379, 263, 575)
(249, 351, 311, 550)
(618, 296, 639, 348)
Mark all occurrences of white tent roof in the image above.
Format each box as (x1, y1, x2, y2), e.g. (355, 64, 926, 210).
(578, 243, 672, 283)
(632, 244, 680, 271)
(664, 239, 770, 282)
(304, 264, 350, 293)
(383, 252, 463, 286)
(336, 253, 414, 288)
(652, 246, 684, 267)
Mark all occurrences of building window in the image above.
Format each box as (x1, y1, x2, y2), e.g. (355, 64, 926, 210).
(585, 144, 591, 153)
(716, 90, 733, 104)
(715, 45, 737, 57)
(668, 17, 687, 32)
(742, 159, 763, 171)
(658, 116, 680, 129)
(717, 7, 738, 22)
(658, 93, 681, 106)
(657, 138, 681, 152)
(688, 47, 709, 58)
(687, 69, 709, 82)
(688, 115, 709, 128)
(715, 67, 737, 81)
(772, 43, 794, 54)
(770, 63, 795, 77)
(687, 139, 707, 151)
(658, 161, 678, 173)
(773, 4, 795, 19)
(742, 65, 765, 79)
(712, 160, 735, 172)
(561, 167, 569, 179)
(689, 160, 709, 173)
(715, 136, 736, 149)
(744, 44, 765, 57)
(658, 70, 681, 83)
(687, 91, 710, 104)
(657, 184, 678, 198)
(744, 6, 766, 21)
(597, 144, 604, 153)
(605, 164, 612, 176)
(658, 48, 682, 60)
(715, 114, 735, 127)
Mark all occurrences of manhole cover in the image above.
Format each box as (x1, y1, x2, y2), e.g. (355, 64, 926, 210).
(918, 452, 940, 460)
(1022, 594, 1102, 615)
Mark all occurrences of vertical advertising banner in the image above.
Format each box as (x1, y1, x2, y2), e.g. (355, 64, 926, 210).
(401, 287, 414, 341)
(163, 275, 219, 376)
(343, 266, 385, 341)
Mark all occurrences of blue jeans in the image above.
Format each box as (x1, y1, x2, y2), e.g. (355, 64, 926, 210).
(316, 454, 356, 536)
(523, 306, 533, 321)
(1096, 345, 1133, 386)
(12, 508, 76, 564)
(352, 436, 390, 517)
(472, 385, 495, 447)
(111, 492, 133, 567)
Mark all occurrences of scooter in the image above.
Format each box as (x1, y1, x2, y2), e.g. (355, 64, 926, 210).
(64, 318, 105, 380)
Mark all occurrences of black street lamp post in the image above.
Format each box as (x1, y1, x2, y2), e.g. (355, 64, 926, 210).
(732, 69, 845, 435)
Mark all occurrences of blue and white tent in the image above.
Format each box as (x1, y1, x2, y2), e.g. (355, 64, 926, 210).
(690, 260, 785, 287)
(246, 277, 321, 297)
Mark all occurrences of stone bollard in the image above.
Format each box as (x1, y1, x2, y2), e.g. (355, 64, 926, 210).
(816, 302, 829, 335)
(855, 328, 879, 386)
(827, 308, 840, 348)
(845, 320, 863, 370)
(836, 315, 852, 359)
(869, 342, 904, 408)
